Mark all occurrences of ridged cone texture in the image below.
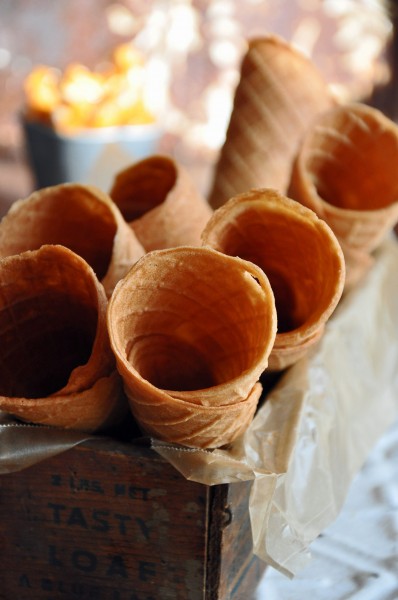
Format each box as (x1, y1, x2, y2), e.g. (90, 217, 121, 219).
(202, 188, 345, 371)
(208, 35, 335, 209)
(109, 154, 213, 252)
(107, 246, 277, 448)
(0, 245, 127, 431)
(0, 183, 145, 297)
(289, 102, 398, 287)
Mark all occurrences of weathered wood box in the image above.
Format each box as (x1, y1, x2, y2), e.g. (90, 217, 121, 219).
(0, 435, 266, 600)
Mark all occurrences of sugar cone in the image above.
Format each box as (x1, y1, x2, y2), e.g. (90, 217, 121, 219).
(208, 35, 336, 209)
(109, 155, 213, 251)
(289, 102, 398, 286)
(0, 245, 128, 432)
(107, 246, 277, 448)
(0, 183, 145, 297)
(202, 188, 345, 371)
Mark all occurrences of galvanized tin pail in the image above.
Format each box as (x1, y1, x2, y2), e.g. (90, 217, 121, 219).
(22, 118, 162, 190)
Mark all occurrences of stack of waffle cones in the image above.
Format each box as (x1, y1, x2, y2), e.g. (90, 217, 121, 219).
(0, 245, 127, 432)
(202, 188, 345, 371)
(289, 102, 398, 288)
(208, 35, 336, 209)
(107, 246, 277, 448)
(3, 32, 397, 449)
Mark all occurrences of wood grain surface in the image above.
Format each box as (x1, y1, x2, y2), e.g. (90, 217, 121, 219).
(0, 438, 266, 600)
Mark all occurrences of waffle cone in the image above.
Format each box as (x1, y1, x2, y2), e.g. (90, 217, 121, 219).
(0, 183, 145, 297)
(208, 35, 335, 209)
(289, 102, 398, 282)
(109, 155, 213, 252)
(202, 188, 345, 371)
(107, 246, 277, 448)
(337, 241, 375, 291)
(124, 378, 262, 450)
(0, 245, 127, 432)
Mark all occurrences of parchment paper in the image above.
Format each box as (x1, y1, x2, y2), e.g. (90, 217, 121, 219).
(1, 237, 397, 577)
(0, 414, 90, 473)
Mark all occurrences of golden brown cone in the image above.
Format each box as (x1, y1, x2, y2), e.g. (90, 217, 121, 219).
(0, 245, 128, 431)
(0, 183, 145, 297)
(202, 188, 345, 371)
(337, 242, 375, 291)
(126, 381, 262, 450)
(208, 35, 336, 209)
(109, 154, 213, 251)
(289, 102, 398, 285)
(107, 246, 277, 448)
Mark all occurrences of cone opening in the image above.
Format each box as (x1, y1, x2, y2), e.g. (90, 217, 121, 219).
(303, 106, 398, 212)
(109, 248, 275, 394)
(0, 247, 99, 399)
(0, 184, 117, 281)
(110, 156, 177, 222)
(203, 199, 343, 335)
(127, 334, 216, 391)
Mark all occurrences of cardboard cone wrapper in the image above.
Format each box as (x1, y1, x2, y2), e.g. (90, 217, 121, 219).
(107, 246, 277, 449)
(0, 183, 145, 297)
(0, 245, 127, 432)
(202, 189, 345, 371)
(289, 102, 398, 287)
(208, 35, 336, 210)
(109, 155, 213, 252)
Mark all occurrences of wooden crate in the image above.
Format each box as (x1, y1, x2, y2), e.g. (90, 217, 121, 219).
(0, 436, 266, 600)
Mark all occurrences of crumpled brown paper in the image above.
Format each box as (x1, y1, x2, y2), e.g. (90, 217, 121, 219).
(1, 238, 397, 577)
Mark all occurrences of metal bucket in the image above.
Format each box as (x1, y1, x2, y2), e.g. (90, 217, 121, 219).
(22, 118, 163, 190)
